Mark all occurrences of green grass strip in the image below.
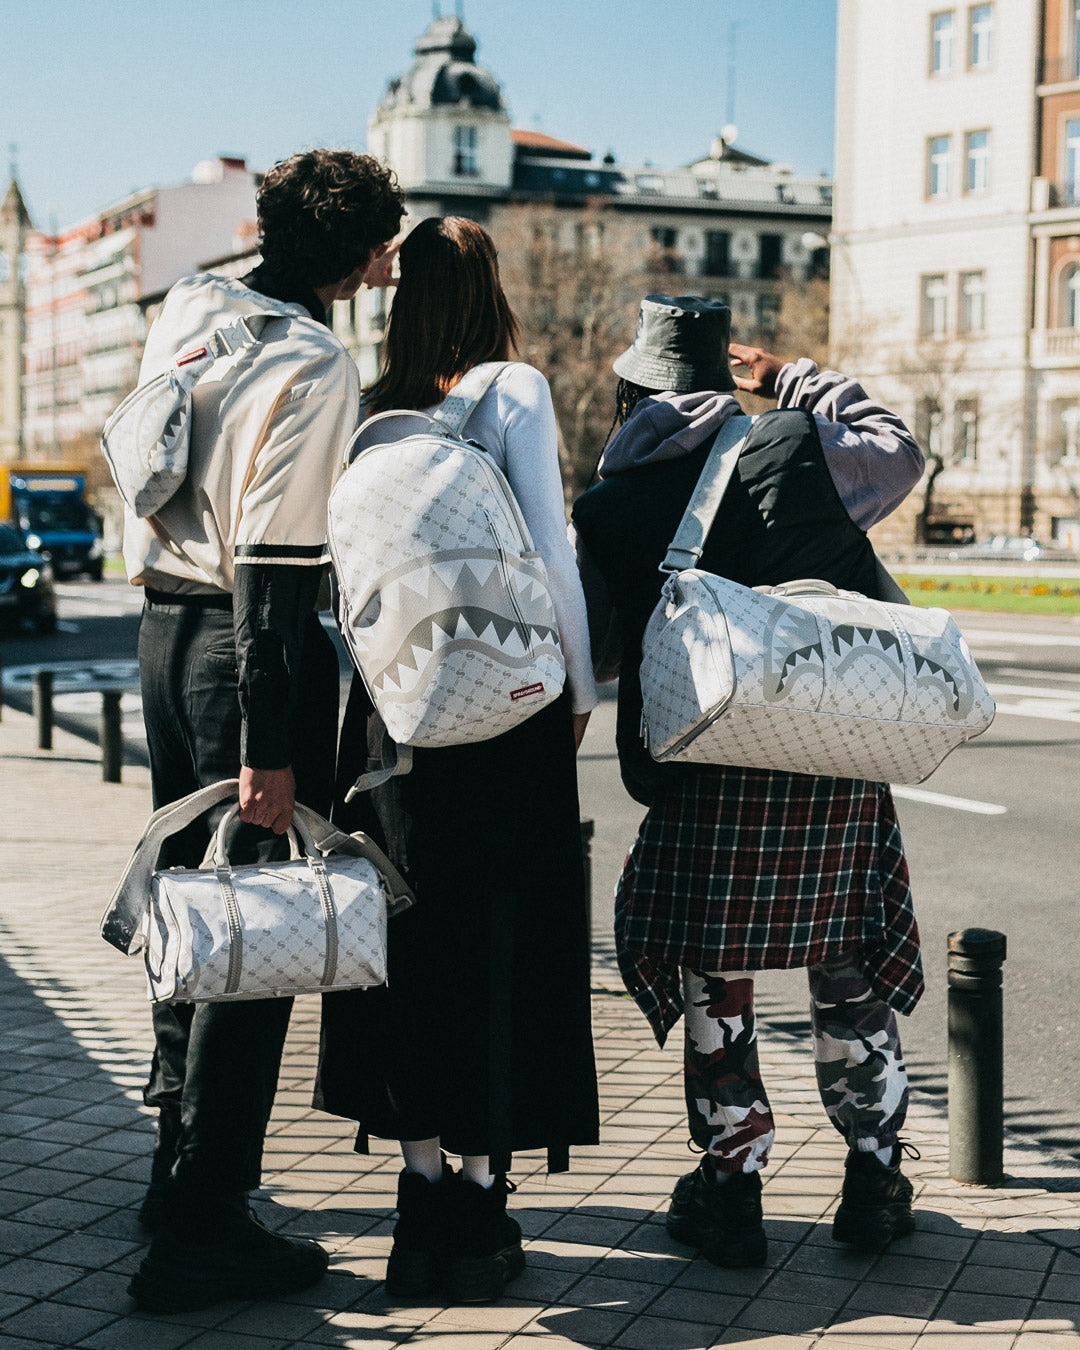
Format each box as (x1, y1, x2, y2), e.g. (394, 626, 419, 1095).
(893, 574, 1080, 615)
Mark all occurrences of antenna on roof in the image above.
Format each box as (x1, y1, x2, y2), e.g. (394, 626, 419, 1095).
(8, 142, 16, 180)
(726, 21, 737, 128)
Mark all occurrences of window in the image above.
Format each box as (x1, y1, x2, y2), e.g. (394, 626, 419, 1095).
(1075, 1, 1080, 79)
(1064, 264, 1080, 329)
(969, 3, 992, 67)
(703, 230, 732, 278)
(1066, 120, 1080, 206)
(758, 234, 784, 280)
(955, 398, 979, 461)
(928, 135, 952, 197)
(1051, 400, 1080, 462)
(650, 227, 681, 273)
(965, 130, 990, 192)
(959, 270, 986, 332)
(922, 273, 949, 336)
(931, 11, 955, 73)
(757, 293, 781, 332)
(916, 398, 945, 456)
(635, 174, 664, 194)
(698, 178, 719, 199)
(453, 125, 478, 177)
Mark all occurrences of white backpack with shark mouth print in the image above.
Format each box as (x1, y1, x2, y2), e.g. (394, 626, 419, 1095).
(639, 415, 995, 784)
(328, 363, 565, 779)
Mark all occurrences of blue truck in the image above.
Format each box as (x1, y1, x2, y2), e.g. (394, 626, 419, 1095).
(0, 464, 105, 580)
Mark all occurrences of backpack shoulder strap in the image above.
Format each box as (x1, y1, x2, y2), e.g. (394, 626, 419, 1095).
(661, 413, 755, 574)
(430, 361, 509, 438)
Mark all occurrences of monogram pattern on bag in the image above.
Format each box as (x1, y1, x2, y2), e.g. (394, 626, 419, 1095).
(328, 435, 565, 748)
(641, 573, 995, 784)
(148, 856, 387, 1003)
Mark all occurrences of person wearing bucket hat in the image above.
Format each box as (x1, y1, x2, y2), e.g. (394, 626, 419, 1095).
(612, 295, 737, 394)
(572, 294, 928, 1268)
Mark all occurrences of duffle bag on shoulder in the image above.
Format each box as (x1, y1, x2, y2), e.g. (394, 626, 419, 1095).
(100, 779, 413, 1003)
(100, 309, 284, 519)
(328, 362, 565, 786)
(639, 414, 996, 784)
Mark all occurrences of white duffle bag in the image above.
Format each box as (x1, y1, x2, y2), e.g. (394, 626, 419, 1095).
(639, 416, 996, 784)
(100, 780, 413, 1003)
(328, 362, 565, 795)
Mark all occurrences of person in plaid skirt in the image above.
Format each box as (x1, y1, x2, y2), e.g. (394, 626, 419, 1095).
(572, 295, 926, 1268)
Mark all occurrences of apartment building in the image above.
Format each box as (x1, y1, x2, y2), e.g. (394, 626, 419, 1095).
(21, 157, 258, 458)
(0, 177, 31, 462)
(836, 0, 1080, 548)
(344, 15, 833, 384)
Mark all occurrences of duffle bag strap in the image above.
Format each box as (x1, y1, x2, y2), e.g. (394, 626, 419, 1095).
(100, 778, 241, 954)
(660, 414, 755, 575)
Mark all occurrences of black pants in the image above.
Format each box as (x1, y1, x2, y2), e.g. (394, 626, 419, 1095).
(138, 595, 338, 1193)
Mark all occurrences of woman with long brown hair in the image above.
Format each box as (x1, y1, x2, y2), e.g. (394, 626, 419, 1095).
(317, 216, 599, 1304)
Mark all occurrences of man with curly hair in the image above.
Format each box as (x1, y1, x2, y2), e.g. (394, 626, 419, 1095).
(121, 149, 404, 1312)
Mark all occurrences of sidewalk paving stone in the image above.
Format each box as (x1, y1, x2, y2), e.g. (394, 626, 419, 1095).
(4, 705, 1080, 1346)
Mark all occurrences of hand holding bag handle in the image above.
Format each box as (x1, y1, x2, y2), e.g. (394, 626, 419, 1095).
(101, 781, 414, 956)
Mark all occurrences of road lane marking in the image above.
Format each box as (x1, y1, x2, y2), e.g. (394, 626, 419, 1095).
(964, 628, 1080, 648)
(891, 785, 1007, 815)
(988, 681, 1080, 699)
(991, 700, 1080, 724)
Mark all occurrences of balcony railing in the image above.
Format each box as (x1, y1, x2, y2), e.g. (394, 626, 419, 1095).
(1031, 328, 1080, 361)
(1040, 55, 1080, 85)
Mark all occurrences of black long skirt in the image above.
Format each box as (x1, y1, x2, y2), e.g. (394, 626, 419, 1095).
(314, 677, 599, 1172)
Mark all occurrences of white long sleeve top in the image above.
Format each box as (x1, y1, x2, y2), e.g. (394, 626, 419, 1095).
(360, 362, 599, 715)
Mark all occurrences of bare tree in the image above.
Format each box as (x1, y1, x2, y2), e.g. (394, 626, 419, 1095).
(495, 205, 661, 504)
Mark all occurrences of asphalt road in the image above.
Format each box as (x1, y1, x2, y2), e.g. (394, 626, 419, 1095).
(4, 581, 1080, 1161)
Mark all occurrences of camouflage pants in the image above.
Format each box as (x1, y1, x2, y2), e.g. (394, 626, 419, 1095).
(683, 955, 909, 1173)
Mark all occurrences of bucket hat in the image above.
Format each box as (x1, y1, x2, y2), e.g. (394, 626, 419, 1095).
(612, 294, 736, 393)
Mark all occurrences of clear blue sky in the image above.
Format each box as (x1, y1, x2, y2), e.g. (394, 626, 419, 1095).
(0, 0, 836, 230)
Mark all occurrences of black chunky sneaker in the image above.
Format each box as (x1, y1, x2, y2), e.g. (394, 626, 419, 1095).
(128, 1190, 328, 1312)
(385, 1163, 455, 1299)
(832, 1142, 917, 1253)
(443, 1175, 525, 1304)
(666, 1158, 767, 1267)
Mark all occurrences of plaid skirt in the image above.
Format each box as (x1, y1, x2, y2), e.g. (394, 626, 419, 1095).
(616, 764, 924, 1045)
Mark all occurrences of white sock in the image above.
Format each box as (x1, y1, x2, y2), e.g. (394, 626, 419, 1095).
(706, 1158, 734, 1184)
(462, 1155, 495, 1189)
(401, 1137, 442, 1182)
(874, 1144, 895, 1167)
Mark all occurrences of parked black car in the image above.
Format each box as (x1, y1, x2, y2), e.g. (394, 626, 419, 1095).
(0, 523, 57, 634)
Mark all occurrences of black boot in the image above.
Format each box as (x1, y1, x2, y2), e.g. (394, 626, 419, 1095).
(385, 1163, 455, 1298)
(666, 1158, 767, 1267)
(443, 1175, 525, 1304)
(128, 1188, 328, 1312)
(832, 1142, 916, 1253)
(137, 1108, 182, 1231)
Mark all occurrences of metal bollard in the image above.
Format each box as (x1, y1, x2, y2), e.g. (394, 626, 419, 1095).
(100, 690, 123, 783)
(580, 818, 595, 942)
(948, 927, 1007, 1185)
(34, 669, 53, 750)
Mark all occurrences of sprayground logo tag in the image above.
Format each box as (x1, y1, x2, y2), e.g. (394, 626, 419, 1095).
(176, 347, 209, 368)
(510, 682, 544, 702)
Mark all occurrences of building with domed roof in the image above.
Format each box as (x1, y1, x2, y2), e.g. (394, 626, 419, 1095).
(337, 12, 833, 402)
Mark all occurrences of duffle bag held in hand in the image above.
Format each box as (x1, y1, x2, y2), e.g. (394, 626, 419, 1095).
(639, 415, 996, 784)
(328, 361, 565, 775)
(100, 779, 413, 1003)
